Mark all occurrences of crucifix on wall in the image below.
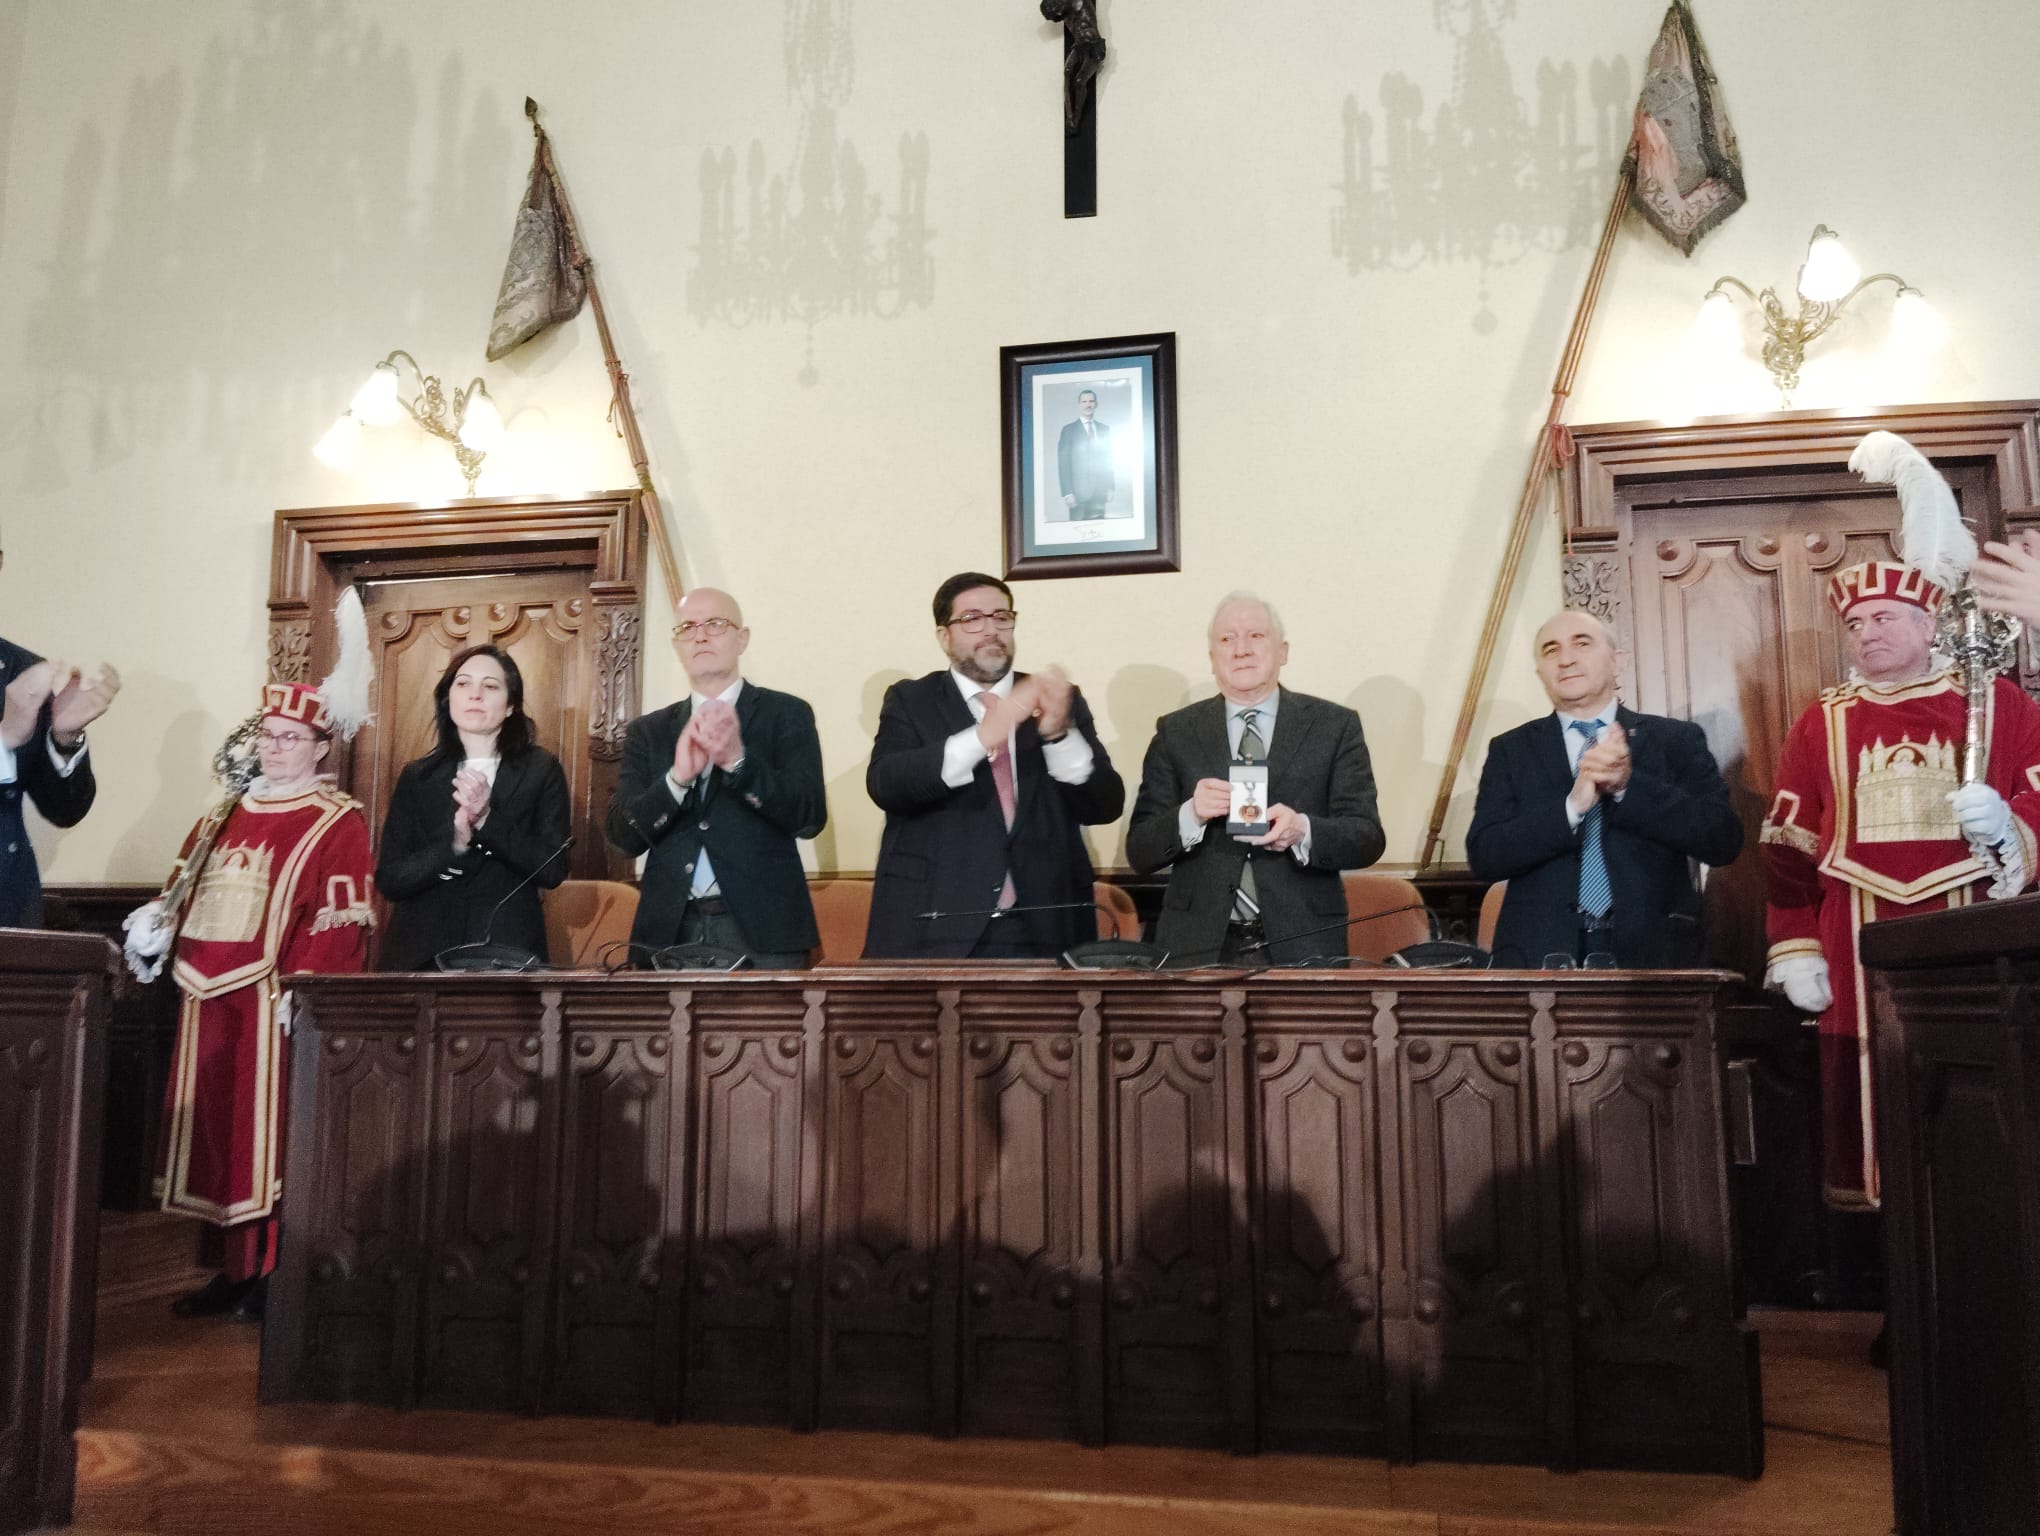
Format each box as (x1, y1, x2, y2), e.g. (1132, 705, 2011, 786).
(1040, 0, 1105, 218)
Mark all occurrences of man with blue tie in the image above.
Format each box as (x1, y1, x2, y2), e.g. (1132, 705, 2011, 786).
(1467, 609, 1742, 968)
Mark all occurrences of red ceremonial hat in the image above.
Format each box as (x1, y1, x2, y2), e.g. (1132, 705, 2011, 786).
(261, 680, 336, 737)
(1827, 559, 1946, 618)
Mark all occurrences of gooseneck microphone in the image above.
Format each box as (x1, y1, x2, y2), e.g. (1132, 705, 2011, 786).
(915, 899, 1124, 938)
(1166, 901, 1433, 968)
(433, 834, 577, 972)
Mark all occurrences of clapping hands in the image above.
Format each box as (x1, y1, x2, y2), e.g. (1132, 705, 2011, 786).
(4, 659, 120, 751)
(450, 766, 492, 852)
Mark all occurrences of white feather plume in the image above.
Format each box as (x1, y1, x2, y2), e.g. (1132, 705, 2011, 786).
(317, 587, 373, 741)
(1847, 429, 1976, 592)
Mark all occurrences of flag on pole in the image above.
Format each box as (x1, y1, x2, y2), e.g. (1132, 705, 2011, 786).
(1629, 2, 1745, 255)
(486, 103, 587, 360)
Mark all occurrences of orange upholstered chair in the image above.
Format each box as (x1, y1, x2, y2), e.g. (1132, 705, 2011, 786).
(1338, 872, 1433, 961)
(1477, 881, 1506, 952)
(543, 880, 641, 968)
(808, 877, 875, 965)
(1093, 880, 1140, 942)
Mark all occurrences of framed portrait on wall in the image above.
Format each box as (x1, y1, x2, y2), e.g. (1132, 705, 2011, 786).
(1000, 331, 1179, 580)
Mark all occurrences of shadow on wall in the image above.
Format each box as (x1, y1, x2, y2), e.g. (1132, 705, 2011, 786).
(686, 0, 936, 386)
(16, 14, 518, 493)
(97, 695, 217, 888)
(811, 666, 909, 872)
(1097, 662, 1190, 865)
(1347, 673, 1432, 867)
(1331, 1, 1631, 332)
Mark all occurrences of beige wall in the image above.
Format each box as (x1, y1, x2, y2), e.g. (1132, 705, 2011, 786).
(3, 0, 2038, 886)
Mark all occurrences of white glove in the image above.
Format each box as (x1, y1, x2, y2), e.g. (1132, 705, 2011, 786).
(1949, 782, 2014, 845)
(1764, 954, 1832, 1015)
(121, 899, 174, 984)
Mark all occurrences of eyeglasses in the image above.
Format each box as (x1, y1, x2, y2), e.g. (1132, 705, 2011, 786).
(673, 617, 738, 639)
(258, 728, 318, 748)
(946, 609, 1017, 633)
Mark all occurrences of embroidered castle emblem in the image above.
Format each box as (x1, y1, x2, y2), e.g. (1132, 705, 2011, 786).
(1854, 735, 1961, 844)
(184, 842, 274, 943)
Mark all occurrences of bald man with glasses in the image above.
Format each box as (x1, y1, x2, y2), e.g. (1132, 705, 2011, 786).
(607, 586, 826, 966)
(864, 570, 1123, 959)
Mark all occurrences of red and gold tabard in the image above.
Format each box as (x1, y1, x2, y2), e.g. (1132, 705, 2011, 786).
(155, 782, 372, 1265)
(1762, 671, 2040, 1208)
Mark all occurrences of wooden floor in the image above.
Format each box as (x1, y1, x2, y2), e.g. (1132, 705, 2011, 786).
(61, 1214, 1895, 1536)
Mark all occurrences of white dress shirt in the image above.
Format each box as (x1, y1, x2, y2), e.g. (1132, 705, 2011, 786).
(939, 668, 1096, 788)
(669, 678, 744, 896)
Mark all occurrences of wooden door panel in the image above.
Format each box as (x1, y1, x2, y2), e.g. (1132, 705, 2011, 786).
(356, 573, 593, 874)
(269, 495, 649, 909)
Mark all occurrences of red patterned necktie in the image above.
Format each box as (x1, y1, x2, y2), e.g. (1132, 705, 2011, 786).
(977, 693, 1018, 909)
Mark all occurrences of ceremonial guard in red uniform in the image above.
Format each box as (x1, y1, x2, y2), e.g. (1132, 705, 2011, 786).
(127, 600, 374, 1319)
(1762, 434, 2040, 1209)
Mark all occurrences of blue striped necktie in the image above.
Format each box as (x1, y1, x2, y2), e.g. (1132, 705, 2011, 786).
(1569, 719, 1612, 919)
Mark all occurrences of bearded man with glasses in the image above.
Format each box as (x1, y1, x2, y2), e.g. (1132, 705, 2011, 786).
(607, 586, 826, 967)
(864, 570, 1123, 958)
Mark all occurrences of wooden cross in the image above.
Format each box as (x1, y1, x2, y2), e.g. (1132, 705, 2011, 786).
(1041, 0, 1104, 218)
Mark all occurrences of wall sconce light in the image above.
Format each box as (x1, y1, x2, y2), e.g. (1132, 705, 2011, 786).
(1695, 225, 1948, 406)
(313, 350, 505, 494)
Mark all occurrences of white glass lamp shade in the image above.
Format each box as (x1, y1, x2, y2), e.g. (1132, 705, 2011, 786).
(456, 383, 504, 453)
(1797, 228, 1860, 303)
(312, 413, 362, 470)
(1694, 290, 1743, 353)
(1891, 289, 1950, 351)
(348, 362, 404, 426)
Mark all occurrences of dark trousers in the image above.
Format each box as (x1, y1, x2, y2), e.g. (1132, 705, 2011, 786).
(677, 900, 809, 970)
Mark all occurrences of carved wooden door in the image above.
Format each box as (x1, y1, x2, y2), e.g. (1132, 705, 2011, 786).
(1622, 466, 2000, 977)
(353, 572, 604, 876)
(268, 493, 651, 912)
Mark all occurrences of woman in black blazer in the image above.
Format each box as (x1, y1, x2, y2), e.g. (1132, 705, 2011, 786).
(375, 645, 572, 970)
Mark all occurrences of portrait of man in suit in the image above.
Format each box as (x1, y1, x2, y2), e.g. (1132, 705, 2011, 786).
(1055, 388, 1117, 521)
(1466, 608, 1742, 969)
(864, 570, 1123, 959)
(606, 586, 827, 967)
(1126, 591, 1385, 966)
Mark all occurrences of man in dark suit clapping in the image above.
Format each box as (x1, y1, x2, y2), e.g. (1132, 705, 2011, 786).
(0, 640, 118, 927)
(864, 571, 1123, 959)
(1467, 609, 1742, 968)
(1127, 593, 1385, 966)
(607, 588, 826, 967)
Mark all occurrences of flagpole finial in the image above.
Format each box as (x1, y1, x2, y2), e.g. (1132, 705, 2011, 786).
(525, 96, 541, 124)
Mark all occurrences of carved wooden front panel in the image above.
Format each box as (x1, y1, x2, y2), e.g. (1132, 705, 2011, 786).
(959, 989, 1089, 1442)
(1248, 987, 1385, 1455)
(419, 989, 553, 1411)
(291, 989, 421, 1404)
(818, 990, 946, 1432)
(552, 991, 679, 1419)
(0, 981, 64, 1525)
(267, 971, 1760, 1476)
(1551, 990, 1745, 1470)
(1100, 990, 1233, 1448)
(687, 988, 812, 1426)
(1395, 990, 1542, 1465)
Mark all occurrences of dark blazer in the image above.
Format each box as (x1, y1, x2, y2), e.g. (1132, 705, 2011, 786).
(1056, 418, 1115, 506)
(374, 746, 573, 970)
(1126, 688, 1385, 965)
(864, 670, 1124, 958)
(0, 637, 97, 928)
(1466, 705, 1743, 968)
(606, 682, 826, 957)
